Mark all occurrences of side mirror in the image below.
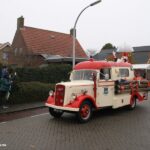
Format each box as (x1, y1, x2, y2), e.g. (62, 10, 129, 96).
(105, 74, 109, 80)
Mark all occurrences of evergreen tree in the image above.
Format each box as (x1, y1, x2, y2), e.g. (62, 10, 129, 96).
(102, 43, 116, 50)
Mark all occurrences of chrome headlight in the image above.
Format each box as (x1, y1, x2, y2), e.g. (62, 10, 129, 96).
(81, 89, 87, 95)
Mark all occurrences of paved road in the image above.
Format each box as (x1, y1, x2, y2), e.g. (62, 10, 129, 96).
(0, 100, 150, 150)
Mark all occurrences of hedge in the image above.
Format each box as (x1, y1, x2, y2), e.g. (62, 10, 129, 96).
(14, 64, 72, 83)
(5, 64, 71, 104)
(9, 81, 55, 104)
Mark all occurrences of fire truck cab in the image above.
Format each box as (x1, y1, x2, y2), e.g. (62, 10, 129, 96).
(46, 59, 150, 123)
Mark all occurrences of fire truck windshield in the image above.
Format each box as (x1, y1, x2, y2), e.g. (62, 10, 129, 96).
(72, 70, 97, 81)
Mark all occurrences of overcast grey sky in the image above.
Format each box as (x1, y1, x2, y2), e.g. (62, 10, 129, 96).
(0, 0, 150, 51)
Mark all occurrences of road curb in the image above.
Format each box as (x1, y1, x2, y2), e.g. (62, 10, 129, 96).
(0, 104, 46, 114)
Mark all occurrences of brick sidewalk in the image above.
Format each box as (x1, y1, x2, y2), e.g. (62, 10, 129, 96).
(0, 101, 45, 114)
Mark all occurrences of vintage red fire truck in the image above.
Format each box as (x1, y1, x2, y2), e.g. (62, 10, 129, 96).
(45, 59, 150, 123)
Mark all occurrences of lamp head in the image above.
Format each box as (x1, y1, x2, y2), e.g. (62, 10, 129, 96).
(90, 0, 102, 6)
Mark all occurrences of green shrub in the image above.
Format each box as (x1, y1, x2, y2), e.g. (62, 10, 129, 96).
(15, 64, 72, 83)
(7, 64, 71, 104)
(9, 82, 55, 104)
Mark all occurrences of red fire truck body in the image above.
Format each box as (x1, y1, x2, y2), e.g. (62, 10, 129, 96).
(46, 59, 150, 123)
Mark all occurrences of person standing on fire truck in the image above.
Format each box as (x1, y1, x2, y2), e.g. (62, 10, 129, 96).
(133, 72, 143, 80)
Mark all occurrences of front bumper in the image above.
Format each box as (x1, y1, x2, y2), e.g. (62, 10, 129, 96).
(45, 103, 79, 112)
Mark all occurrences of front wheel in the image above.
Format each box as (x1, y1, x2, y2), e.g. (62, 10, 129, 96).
(77, 101, 92, 123)
(49, 108, 64, 118)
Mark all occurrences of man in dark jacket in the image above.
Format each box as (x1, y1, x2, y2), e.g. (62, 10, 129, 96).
(0, 74, 12, 109)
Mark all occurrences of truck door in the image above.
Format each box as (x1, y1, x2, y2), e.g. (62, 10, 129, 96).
(112, 68, 131, 108)
(96, 68, 114, 107)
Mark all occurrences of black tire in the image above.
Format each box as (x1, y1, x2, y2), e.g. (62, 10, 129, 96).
(77, 101, 92, 123)
(49, 108, 64, 118)
(128, 97, 137, 110)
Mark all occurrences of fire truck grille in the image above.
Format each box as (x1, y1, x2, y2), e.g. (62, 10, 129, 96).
(55, 85, 65, 106)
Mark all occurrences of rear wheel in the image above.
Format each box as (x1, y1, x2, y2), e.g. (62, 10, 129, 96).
(128, 97, 137, 110)
(49, 108, 64, 118)
(77, 101, 92, 123)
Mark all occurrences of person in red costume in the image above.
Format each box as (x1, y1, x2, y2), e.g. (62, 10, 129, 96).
(133, 71, 143, 80)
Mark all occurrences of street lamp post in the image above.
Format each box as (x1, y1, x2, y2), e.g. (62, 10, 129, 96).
(72, 0, 102, 68)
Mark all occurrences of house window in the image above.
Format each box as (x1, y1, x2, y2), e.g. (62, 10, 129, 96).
(119, 69, 129, 77)
(14, 48, 18, 56)
(19, 48, 23, 54)
(2, 52, 8, 60)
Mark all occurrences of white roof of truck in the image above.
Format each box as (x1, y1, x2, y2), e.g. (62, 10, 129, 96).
(132, 64, 150, 70)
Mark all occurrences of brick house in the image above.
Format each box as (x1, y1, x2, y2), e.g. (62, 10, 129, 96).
(0, 42, 11, 65)
(10, 16, 87, 67)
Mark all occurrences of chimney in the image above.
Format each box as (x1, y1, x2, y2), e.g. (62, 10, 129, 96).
(17, 16, 24, 30)
(70, 28, 76, 37)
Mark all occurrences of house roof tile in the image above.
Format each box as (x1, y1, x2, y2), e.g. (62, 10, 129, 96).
(20, 26, 87, 58)
(0, 42, 11, 50)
